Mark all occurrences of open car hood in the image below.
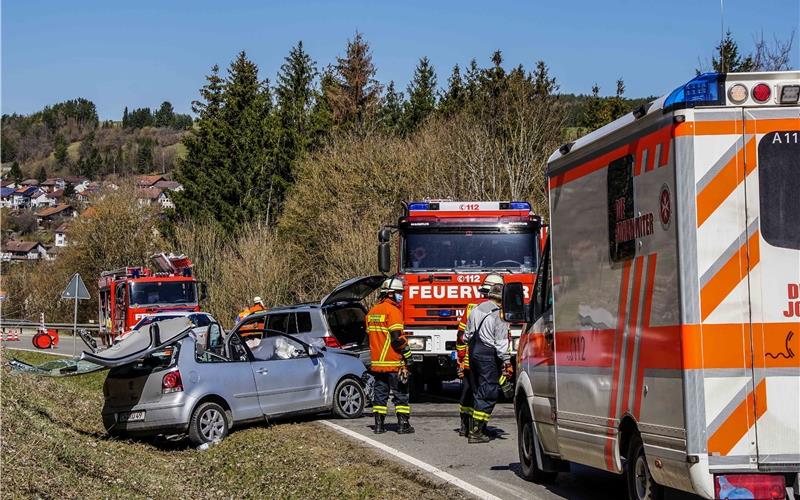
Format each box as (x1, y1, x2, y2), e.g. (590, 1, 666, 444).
(79, 317, 194, 368)
(320, 275, 384, 307)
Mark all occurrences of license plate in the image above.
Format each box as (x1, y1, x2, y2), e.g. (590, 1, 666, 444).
(118, 410, 145, 423)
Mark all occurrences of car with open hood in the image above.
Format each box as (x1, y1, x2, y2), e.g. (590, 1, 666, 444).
(233, 275, 384, 367)
(83, 316, 368, 446)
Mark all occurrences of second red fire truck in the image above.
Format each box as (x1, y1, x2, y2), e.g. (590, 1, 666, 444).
(378, 200, 543, 390)
(97, 253, 205, 345)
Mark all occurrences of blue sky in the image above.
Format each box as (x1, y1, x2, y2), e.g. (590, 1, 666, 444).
(2, 0, 798, 119)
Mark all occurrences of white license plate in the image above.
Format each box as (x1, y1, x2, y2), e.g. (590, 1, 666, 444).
(118, 410, 145, 423)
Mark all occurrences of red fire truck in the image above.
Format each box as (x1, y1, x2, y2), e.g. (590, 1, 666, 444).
(98, 253, 205, 344)
(378, 200, 544, 390)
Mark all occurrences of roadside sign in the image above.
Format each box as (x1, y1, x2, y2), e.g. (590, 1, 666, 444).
(62, 274, 90, 300)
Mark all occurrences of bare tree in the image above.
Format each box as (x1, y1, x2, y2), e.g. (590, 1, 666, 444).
(753, 29, 796, 71)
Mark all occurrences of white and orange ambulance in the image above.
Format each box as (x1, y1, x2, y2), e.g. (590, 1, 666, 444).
(504, 71, 800, 500)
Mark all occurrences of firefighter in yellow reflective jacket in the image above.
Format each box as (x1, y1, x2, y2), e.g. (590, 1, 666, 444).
(367, 277, 414, 435)
(455, 274, 504, 437)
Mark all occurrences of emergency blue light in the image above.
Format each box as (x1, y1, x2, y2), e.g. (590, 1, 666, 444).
(438, 310, 453, 317)
(509, 202, 531, 210)
(664, 73, 725, 112)
(408, 202, 429, 211)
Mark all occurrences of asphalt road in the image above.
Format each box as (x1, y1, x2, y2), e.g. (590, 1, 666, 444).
(1, 330, 90, 358)
(329, 381, 701, 500)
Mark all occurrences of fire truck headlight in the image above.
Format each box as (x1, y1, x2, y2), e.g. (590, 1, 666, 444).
(407, 337, 427, 350)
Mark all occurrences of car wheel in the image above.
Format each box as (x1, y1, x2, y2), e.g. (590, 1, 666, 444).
(626, 433, 663, 500)
(333, 378, 365, 419)
(188, 402, 229, 446)
(517, 402, 558, 483)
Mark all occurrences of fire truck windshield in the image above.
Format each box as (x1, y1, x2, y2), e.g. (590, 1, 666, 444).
(129, 281, 197, 307)
(402, 230, 537, 272)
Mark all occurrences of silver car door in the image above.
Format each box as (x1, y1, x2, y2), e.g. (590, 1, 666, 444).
(250, 334, 325, 416)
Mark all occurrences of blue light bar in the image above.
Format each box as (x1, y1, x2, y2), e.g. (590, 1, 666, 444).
(438, 310, 453, 317)
(663, 73, 725, 112)
(509, 202, 531, 210)
(408, 202, 429, 211)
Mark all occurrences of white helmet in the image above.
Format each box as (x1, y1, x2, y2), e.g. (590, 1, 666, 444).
(479, 273, 504, 294)
(380, 277, 404, 294)
(253, 296, 264, 307)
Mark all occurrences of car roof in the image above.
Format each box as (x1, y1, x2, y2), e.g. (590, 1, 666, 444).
(147, 311, 211, 318)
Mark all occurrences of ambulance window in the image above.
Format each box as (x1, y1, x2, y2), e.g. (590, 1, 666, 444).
(758, 131, 800, 250)
(607, 155, 636, 262)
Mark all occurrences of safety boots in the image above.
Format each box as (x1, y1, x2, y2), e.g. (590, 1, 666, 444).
(397, 414, 415, 434)
(459, 413, 471, 437)
(373, 413, 386, 434)
(468, 421, 491, 444)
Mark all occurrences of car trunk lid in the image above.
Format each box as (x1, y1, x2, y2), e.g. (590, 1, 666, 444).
(81, 316, 194, 368)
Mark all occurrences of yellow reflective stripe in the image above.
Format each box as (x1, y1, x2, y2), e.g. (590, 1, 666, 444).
(367, 326, 389, 332)
(395, 405, 411, 414)
(403, 351, 412, 358)
(387, 323, 404, 331)
(371, 360, 404, 367)
(379, 336, 391, 361)
(499, 375, 507, 385)
(368, 314, 386, 322)
(457, 322, 467, 329)
(472, 410, 491, 422)
(455, 345, 466, 351)
(373, 405, 387, 414)
(459, 406, 473, 415)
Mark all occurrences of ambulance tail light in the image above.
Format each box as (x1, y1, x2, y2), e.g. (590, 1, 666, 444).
(664, 73, 725, 112)
(752, 83, 771, 103)
(714, 474, 785, 499)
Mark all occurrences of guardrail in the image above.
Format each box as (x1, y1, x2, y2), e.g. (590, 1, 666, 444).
(0, 319, 101, 331)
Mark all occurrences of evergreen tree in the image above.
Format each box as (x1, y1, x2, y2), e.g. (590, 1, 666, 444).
(64, 182, 75, 197)
(36, 164, 47, 183)
(609, 78, 628, 119)
(481, 51, 508, 101)
(532, 60, 558, 97)
(328, 32, 383, 129)
(378, 81, 404, 133)
(275, 41, 317, 190)
(464, 58, 481, 101)
(175, 52, 276, 232)
(137, 139, 154, 173)
(711, 30, 756, 73)
(309, 68, 336, 144)
(154, 101, 176, 128)
(1, 136, 16, 163)
(122, 106, 129, 128)
(54, 134, 69, 166)
(8, 161, 22, 183)
(77, 131, 101, 179)
(582, 83, 612, 130)
(439, 65, 466, 117)
(402, 57, 437, 133)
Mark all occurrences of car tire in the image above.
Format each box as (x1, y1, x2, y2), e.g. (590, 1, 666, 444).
(332, 378, 365, 419)
(517, 402, 558, 483)
(626, 433, 664, 500)
(188, 402, 229, 446)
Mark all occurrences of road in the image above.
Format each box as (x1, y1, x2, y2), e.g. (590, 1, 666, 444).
(327, 381, 700, 500)
(1, 330, 90, 358)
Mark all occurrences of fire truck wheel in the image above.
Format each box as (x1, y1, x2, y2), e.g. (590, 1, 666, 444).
(626, 433, 663, 500)
(32, 332, 52, 350)
(517, 403, 557, 483)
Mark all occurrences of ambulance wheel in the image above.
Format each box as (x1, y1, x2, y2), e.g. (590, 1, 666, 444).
(626, 434, 663, 500)
(517, 403, 557, 483)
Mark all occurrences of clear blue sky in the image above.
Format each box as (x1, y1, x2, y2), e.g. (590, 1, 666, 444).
(2, 0, 798, 120)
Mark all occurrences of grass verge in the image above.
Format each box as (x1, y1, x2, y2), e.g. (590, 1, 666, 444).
(1, 348, 464, 499)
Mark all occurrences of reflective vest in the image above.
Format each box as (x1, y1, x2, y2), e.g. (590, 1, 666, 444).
(366, 299, 408, 373)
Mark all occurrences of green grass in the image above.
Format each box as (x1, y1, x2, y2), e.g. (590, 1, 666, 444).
(1, 348, 463, 499)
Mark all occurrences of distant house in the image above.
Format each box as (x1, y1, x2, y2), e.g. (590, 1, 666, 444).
(153, 180, 183, 192)
(1, 179, 17, 189)
(136, 187, 174, 210)
(1, 240, 49, 262)
(30, 190, 58, 209)
(11, 186, 40, 210)
(20, 179, 39, 187)
(0, 187, 15, 209)
(137, 174, 167, 188)
(64, 176, 90, 193)
(40, 178, 66, 192)
(54, 222, 69, 247)
(35, 204, 76, 226)
(74, 182, 101, 202)
(49, 189, 66, 201)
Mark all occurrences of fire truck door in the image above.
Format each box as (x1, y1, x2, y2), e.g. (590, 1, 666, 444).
(113, 284, 127, 335)
(742, 107, 800, 466)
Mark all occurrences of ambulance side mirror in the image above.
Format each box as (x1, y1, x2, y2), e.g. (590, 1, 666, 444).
(502, 282, 529, 323)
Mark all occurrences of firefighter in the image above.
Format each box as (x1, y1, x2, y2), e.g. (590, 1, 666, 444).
(236, 296, 266, 324)
(464, 283, 512, 444)
(455, 273, 504, 437)
(366, 277, 414, 435)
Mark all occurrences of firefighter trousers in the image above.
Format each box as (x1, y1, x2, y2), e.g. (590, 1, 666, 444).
(459, 369, 474, 416)
(371, 372, 410, 416)
(469, 342, 501, 423)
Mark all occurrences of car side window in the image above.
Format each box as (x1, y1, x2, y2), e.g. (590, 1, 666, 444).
(286, 313, 299, 335)
(227, 332, 250, 362)
(296, 312, 313, 333)
(266, 313, 289, 334)
(195, 324, 229, 363)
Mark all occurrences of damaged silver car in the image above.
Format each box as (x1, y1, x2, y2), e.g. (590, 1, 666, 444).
(82, 317, 367, 445)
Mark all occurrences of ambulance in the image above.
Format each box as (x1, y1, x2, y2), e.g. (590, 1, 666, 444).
(503, 71, 800, 499)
